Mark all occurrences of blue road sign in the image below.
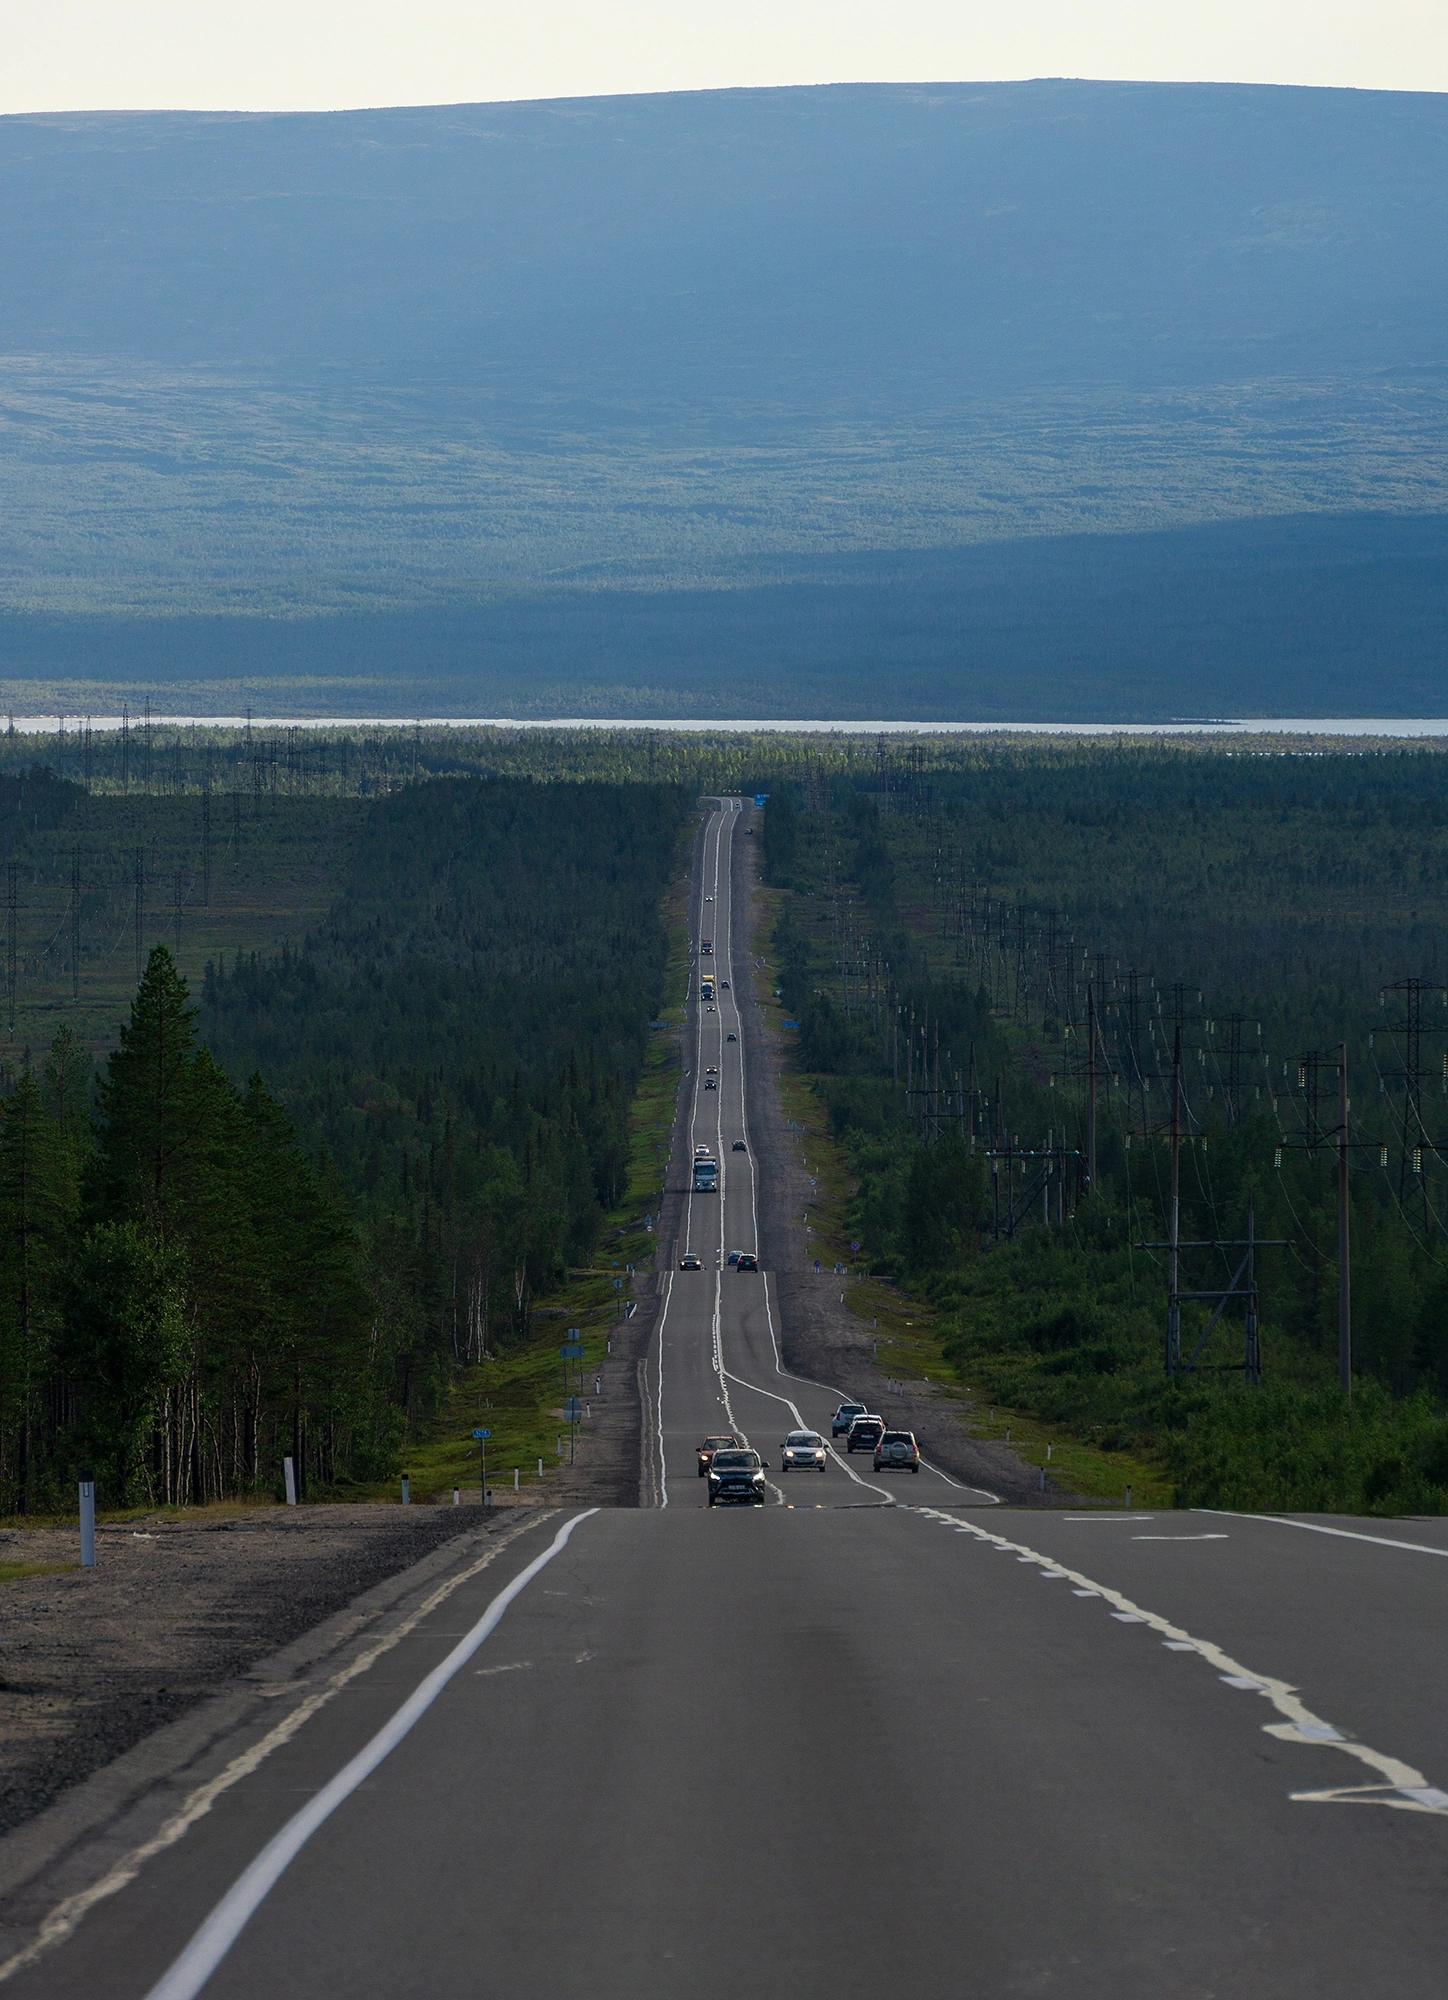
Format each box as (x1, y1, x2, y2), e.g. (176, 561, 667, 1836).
(754, 794, 769, 806)
(560, 1342, 585, 1358)
(472, 1429, 491, 1440)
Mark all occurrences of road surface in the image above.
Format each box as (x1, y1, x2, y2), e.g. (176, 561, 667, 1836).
(11, 800, 1448, 1998)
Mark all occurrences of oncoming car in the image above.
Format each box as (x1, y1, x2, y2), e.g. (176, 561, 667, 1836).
(781, 1430, 827, 1472)
(697, 1434, 738, 1476)
(707, 1448, 769, 1505)
(873, 1429, 921, 1473)
(679, 1253, 702, 1271)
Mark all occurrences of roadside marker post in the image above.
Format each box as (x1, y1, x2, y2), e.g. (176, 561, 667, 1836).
(452, 1488, 460, 1506)
(473, 1430, 491, 1509)
(79, 1475, 96, 1568)
(283, 1456, 297, 1506)
(513, 1467, 519, 1491)
(401, 1475, 411, 1506)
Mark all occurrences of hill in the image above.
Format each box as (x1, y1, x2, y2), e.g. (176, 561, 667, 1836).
(1, 81, 1446, 714)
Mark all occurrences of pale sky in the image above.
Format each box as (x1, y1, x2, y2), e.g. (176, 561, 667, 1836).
(4, 0, 1445, 115)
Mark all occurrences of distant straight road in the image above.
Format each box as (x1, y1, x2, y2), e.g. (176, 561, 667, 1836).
(14, 801, 1448, 1998)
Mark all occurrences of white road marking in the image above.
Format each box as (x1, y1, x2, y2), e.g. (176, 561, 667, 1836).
(916, 1505, 1448, 1816)
(144, 1511, 600, 2000)
(0, 1511, 550, 1988)
(1133, 1534, 1230, 1541)
(1062, 1515, 1156, 1523)
(1200, 1511, 1448, 1559)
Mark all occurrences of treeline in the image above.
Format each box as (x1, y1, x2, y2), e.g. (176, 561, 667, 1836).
(200, 776, 688, 1459)
(0, 968, 371, 1512)
(766, 751, 1448, 1512)
(0, 774, 687, 1511)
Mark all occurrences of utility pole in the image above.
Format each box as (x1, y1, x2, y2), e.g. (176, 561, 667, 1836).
(134, 849, 145, 983)
(1086, 980, 1098, 1194)
(70, 847, 80, 1003)
(1338, 1043, 1351, 1396)
(5, 862, 15, 1037)
(1167, 1027, 1182, 1375)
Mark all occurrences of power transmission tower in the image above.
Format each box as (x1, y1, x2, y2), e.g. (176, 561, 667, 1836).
(134, 849, 145, 983)
(1378, 978, 1448, 1224)
(6, 861, 15, 1037)
(70, 847, 80, 1003)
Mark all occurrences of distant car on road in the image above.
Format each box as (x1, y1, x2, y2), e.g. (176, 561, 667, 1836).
(679, 1253, 702, 1270)
(831, 1402, 868, 1438)
(697, 1434, 738, 1476)
(732, 1140, 747, 1151)
(721, 980, 730, 989)
(708, 1448, 768, 1505)
(781, 1430, 827, 1472)
(874, 1429, 921, 1473)
(706, 1065, 717, 1074)
(727, 1031, 737, 1041)
(705, 1078, 717, 1090)
(736, 1253, 758, 1272)
(846, 1415, 885, 1453)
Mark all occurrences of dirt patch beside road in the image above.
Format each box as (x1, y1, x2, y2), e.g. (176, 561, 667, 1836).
(0, 1503, 486, 1836)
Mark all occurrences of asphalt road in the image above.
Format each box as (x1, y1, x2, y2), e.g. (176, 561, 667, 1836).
(13, 801, 1448, 1999)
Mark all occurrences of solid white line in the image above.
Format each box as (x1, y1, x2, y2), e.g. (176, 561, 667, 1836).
(914, 1504, 1448, 1817)
(145, 1511, 600, 2000)
(655, 1271, 672, 1509)
(1198, 1511, 1448, 1559)
(0, 1514, 549, 1989)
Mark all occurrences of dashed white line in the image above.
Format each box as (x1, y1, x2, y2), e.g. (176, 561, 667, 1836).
(913, 1504, 1448, 1818)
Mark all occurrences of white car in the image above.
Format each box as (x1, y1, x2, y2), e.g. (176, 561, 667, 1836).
(780, 1430, 827, 1472)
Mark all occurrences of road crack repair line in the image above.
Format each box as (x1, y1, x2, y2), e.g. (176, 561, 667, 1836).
(912, 1506, 1448, 1818)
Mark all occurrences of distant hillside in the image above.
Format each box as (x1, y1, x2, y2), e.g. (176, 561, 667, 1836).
(1, 82, 1445, 714)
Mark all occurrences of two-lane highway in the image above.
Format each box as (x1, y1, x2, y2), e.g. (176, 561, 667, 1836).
(13, 798, 1448, 1999)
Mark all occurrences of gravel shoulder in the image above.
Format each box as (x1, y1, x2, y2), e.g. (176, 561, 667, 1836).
(0, 1503, 489, 1838)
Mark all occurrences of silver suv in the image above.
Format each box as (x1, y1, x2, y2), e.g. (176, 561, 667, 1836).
(831, 1402, 868, 1439)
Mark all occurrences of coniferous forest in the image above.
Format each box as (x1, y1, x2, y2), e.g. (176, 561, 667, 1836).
(0, 772, 687, 1512)
(4, 726, 1448, 1511)
(762, 745, 1448, 1511)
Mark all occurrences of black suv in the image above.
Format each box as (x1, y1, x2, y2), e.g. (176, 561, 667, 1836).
(845, 1415, 885, 1453)
(708, 1449, 769, 1505)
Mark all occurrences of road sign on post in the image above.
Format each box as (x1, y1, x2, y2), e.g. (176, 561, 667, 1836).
(473, 1429, 491, 1508)
(560, 1342, 584, 1358)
